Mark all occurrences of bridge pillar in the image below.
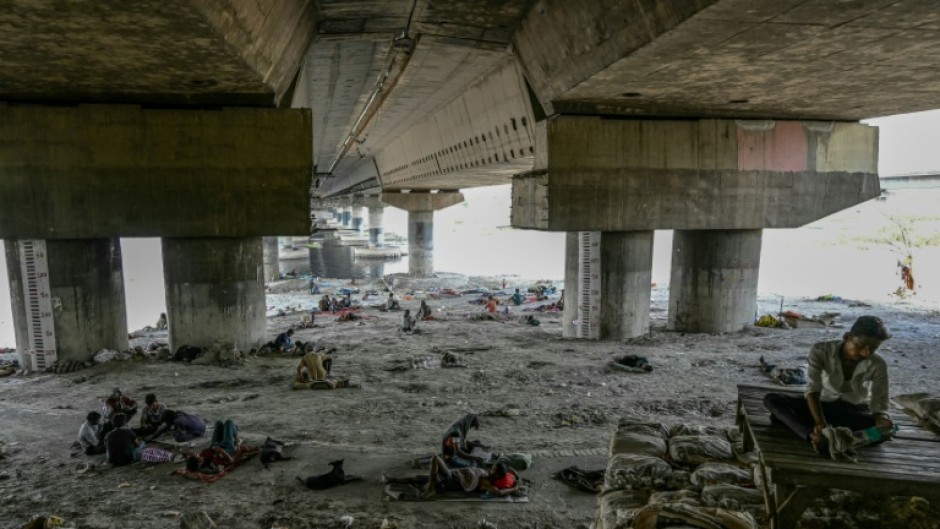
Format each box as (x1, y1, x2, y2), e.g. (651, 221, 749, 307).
(352, 205, 365, 232)
(563, 231, 653, 339)
(5, 238, 128, 367)
(368, 206, 385, 248)
(262, 236, 280, 282)
(162, 237, 265, 352)
(513, 116, 879, 334)
(381, 191, 465, 277)
(669, 229, 762, 333)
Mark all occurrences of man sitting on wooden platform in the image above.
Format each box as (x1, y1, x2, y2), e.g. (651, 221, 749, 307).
(763, 315, 895, 456)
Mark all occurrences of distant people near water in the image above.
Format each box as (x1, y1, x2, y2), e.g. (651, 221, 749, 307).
(418, 300, 434, 320)
(484, 296, 498, 314)
(77, 411, 106, 455)
(104, 387, 138, 423)
(764, 315, 894, 453)
(387, 292, 401, 311)
(401, 309, 420, 334)
(138, 393, 167, 437)
(155, 313, 168, 331)
(104, 413, 145, 466)
(510, 289, 525, 306)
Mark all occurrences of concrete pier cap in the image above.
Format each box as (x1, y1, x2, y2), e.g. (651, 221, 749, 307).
(381, 190, 466, 279)
(517, 116, 879, 336)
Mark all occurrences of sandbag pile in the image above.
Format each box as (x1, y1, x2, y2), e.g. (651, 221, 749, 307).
(595, 418, 763, 529)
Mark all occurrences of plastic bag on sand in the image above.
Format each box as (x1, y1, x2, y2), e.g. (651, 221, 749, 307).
(690, 462, 754, 489)
(701, 484, 763, 511)
(668, 435, 733, 465)
(631, 503, 757, 529)
(93, 349, 131, 364)
(610, 419, 668, 458)
(604, 453, 673, 492)
(597, 490, 649, 529)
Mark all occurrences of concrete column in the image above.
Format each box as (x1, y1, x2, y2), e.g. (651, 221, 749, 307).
(598, 231, 653, 339)
(668, 229, 762, 333)
(408, 210, 434, 277)
(562, 232, 579, 338)
(262, 236, 280, 282)
(352, 205, 364, 232)
(5, 238, 128, 367)
(162, 237, 265, 352)
(368, 206, 385, 248)
(562, 231, 653, 340)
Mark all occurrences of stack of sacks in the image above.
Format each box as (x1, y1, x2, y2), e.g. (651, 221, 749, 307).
(604, 419, 672, 491)
(595, 419, 762, 529)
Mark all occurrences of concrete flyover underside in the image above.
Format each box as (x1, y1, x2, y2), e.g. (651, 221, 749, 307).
(525, 116, 879, 337)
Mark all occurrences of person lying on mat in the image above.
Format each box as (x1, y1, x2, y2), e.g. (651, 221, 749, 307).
(479, 461, 522, 497)
(183, 419, 240, 474)
(763, 315, 894, 452)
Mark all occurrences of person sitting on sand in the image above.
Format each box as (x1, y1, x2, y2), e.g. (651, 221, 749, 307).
(146, 409, 207, 443)
(138, 393, 166, 437)
(418, 300, 434, 320)
(479, 461, 522, 497)
(104, 413, 145, 466)
(319, 295, 331, 312)
(297, 345, 335, 382)
(77, 411, 106, 455)
(764, 315, 894, 452)
(273, 329, 295, 352)
(104, 387, 138, 422)
(484, 296, 498, 314)
(510, 289, 525, 306)
(386, 292, 401, 311)
(401, 309, 420, 334)
(441, 414, 489, 468)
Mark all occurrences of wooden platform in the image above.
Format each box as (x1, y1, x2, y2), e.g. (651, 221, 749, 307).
(736, 384, 940, 529)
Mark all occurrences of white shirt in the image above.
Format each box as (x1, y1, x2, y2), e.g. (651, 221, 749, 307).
(805, 340, 890, 416)
(78, 421, 101, 450)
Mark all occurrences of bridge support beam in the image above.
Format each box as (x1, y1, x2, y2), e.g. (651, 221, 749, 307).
(669, 229, 762, 333)
(352, 204, 365, 232)
(5, 238, 128, 367)
(368, 206, 385, 248)
(162, 237, 265, 352)
(381, 191, 465, 277)
(563, 231, 653, 340)
(262, 237, 280, 282)
(514, 116, 879, 334)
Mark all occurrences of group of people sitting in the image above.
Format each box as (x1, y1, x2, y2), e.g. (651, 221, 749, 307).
(76, 388, 215, 467)
(318, 294, 354, 313)
(387, 414, 523, 498)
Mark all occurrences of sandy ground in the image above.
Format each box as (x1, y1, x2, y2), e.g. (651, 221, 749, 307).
(1, 278, 939, 529)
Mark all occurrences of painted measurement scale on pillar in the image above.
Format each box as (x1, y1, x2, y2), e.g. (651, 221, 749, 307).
(17, 240, 57, 371)
(577, 232, 601, 339)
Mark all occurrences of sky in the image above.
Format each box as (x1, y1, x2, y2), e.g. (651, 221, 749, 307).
(1, 109, 939, 347)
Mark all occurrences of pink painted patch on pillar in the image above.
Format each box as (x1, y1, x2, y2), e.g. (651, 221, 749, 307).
(736, 121, 808, 172)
